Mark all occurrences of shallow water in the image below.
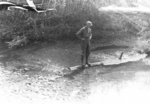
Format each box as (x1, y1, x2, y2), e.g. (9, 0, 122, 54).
(0, 41, 150, 104)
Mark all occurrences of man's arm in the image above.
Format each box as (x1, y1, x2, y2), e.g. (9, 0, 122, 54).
(76, 28, 85, 40)
(89, 34, 92, 40)
(89, 28, 92, 40)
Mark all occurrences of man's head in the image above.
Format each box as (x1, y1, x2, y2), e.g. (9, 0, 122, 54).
(86, 21, 93, 28)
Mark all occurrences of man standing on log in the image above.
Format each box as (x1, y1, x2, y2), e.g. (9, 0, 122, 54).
(76, 21, 93, 68)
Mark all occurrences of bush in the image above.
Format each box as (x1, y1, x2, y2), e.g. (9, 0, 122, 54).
(0, 0, 147, 43)
(0, 0, 102, 41)
(134, 29, 150, 53)
(134, 38, 150, 53)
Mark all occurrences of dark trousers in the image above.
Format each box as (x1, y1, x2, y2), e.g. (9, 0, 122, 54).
(81, 40, 90, 65)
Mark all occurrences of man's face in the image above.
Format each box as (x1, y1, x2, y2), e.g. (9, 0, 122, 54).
(86, 23, 92, 28)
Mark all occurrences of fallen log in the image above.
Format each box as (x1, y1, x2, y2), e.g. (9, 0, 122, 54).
(66, 62, 103, 71)
(6, 36, 27, 49)
(65, 52, 147, 71)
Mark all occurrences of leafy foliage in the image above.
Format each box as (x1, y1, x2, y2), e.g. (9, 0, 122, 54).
(0, 0, 101, 41)
(0, 0, 149, 48)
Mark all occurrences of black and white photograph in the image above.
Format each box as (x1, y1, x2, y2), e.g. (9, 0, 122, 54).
(0, 0, 150, 104)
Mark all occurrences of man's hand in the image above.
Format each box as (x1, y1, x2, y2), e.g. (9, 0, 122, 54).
(81, 38, 85, 41)
(89, 34, 92, 40)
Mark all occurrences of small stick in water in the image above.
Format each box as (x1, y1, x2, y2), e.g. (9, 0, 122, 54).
(119, 52, 124, 60)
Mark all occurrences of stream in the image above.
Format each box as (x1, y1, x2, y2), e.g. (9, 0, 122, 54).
(0, 41, 150, 104)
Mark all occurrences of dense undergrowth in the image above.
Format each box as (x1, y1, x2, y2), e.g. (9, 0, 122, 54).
(0, 0, 150, 51)
(0, 0, 138, 41)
